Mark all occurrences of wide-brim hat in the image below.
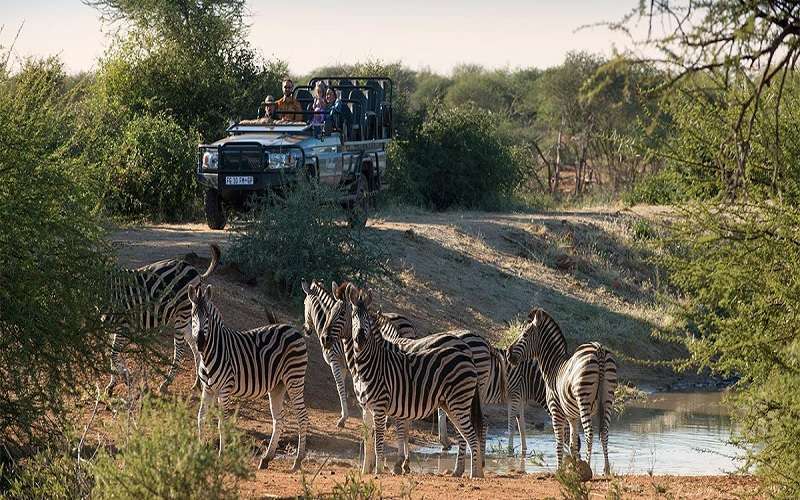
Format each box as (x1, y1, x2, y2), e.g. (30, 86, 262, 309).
(264, 95, 276, 105)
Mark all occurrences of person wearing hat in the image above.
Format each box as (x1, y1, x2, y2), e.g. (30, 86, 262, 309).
(240, 95, 278, 125)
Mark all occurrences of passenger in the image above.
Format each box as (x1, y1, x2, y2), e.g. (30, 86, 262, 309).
(327, 88, 352, 129)
(275, 78, 304, 122)
(310, 81, 329, 128)
(239, 95, 277, 125)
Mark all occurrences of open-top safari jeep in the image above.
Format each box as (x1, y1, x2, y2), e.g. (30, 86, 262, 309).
(196, 76, 394, 229)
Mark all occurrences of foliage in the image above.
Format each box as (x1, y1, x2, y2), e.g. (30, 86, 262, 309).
(0, 56, 112, 456)
(554, 459, 590, 500)
(227, 183, 393, 299)
(387, 104, 523, 210)
(329, 473, 381, 499)
(92, 397, 252, 500)
(622, 168, 685, 206)
(6, 448, 94, 499)
(103, 113, 200, 220)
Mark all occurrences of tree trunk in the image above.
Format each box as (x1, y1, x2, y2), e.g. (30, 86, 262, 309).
(552, 115, 564, 195)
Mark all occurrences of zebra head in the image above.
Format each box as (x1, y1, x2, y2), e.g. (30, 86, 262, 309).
(346, 284, 376, 353)
(301, 279, 317, 337)
(507, 308, 547, 366)
(188, 283, 213, 351)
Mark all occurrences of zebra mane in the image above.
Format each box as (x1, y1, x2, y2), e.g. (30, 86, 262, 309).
(530, 308, 568, 358)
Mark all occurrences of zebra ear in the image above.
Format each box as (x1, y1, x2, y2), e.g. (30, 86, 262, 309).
(188, 283, 198, 304)
(331, 281, 338, 296)
(301, 279, 312, 296)
(204, 284, 213, 300)
(345, 283, 358, 304)
(334, 282, 348, 300)
(364, 288, 373, 307)
(528, 308, 538, 321)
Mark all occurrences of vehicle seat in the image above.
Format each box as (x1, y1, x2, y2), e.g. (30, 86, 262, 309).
(348, 89, 368, 141)
(365, 80, 384, 139)
(295, 88, 314, 121)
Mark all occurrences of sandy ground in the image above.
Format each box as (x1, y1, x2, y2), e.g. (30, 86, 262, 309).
(106, 207, 757, 498)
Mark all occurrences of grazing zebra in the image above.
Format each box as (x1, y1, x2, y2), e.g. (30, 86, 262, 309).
(188, 283, 308, 471)
(104, 244, 220, 397)
(346, 285, 485, 478)
(321, 282, 502, 476)
(301, 280, 417, 428)
(507, 308, 618, 475)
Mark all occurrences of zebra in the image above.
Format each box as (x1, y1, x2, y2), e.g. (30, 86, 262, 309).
(301, 280, 417, 428)
(503, 357, 547, 456)
(319, 282, 501, 476)
(346, 284, 485, 478)
(188, 283, 308, 471)
(104, 243, 220, 397)
(507, 308, 618, 475)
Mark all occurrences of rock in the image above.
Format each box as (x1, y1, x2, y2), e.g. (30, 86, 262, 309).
(575, 459, 593, 482)
(555, 253, 577, 272)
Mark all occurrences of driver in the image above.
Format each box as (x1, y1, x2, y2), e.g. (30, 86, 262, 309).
(275, 78, 304, 122)
(239, 95, 278, 125)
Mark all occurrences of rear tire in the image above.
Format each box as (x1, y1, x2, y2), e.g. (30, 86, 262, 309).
(348, 175, 369, 229)
(205, 188, 226, 230)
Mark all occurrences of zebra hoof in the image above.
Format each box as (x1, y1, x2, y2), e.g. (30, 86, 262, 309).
(392, 462, 403, 475)
(336, 416, 347, 428)
(403, 461, 411, 475)
(450, 467, 465, 477)
(258, 457, 271, 470)
(291, 459, 303, 472)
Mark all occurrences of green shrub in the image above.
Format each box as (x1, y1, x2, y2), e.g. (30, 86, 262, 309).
(6, 448, 93, 499)
(622, 169, 685, 205)
(227, 183, 393, 299)
(0, 57, 112, 457)
(103, 113, 200, 220)
(387, 104, 523, 210)
(92, 398, 252, 500)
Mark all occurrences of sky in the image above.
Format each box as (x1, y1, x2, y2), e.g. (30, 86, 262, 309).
(2, 0, 646, 75)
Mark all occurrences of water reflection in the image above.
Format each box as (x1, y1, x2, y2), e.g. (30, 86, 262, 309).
(412, 392, 742, 475)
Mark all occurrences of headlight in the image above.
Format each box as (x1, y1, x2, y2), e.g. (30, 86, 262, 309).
(268, 151, 301, 169)
(202, 151, 219, 170)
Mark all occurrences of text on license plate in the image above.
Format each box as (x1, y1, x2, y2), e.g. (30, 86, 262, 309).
(225, 176, 254, 186)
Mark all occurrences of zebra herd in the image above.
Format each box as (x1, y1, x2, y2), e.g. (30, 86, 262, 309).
(105, 244, 618, 479)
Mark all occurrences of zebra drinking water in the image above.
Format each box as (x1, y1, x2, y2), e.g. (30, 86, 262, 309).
(346, 284, 485, 478)
(507, 308, 618, 475)
(188, 283, 309, 471)
(104, 244, 220, 397)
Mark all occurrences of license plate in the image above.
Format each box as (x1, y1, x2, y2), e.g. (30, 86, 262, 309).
(225, 176, 254, 186)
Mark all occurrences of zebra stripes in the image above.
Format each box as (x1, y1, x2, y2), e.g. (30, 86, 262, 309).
(346, 285, 485, 478)
(507, 308, 618, 475)
(188, 283, 309, 471)
(504, 356, 547, 455)
(104, 244, 220, 397)
(301, 280, 417, 429)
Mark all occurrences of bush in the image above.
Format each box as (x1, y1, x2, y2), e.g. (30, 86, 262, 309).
(103, 113, 200, 220)
(387, 104, 523, 210)
(92, 398, 252, 500)
(6, 448, 93, 499)
(622, 168, 685, 205)
(0, 57, 112, 457)
(227, 183, 393, 299)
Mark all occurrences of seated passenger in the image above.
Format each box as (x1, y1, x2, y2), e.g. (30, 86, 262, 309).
(275, 78, 304, 122)
(310, 81, 329, 129)
(325, 88, 352, 135)
(239, 95, 278, 125)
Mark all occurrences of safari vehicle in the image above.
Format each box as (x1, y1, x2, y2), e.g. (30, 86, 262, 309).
(196, 76, 394, 229)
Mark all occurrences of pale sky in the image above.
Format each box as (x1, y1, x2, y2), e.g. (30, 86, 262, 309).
(3, 0, 645, 75)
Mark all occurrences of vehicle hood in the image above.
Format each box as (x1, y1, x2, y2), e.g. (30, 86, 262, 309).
(210, 133, 307, 147)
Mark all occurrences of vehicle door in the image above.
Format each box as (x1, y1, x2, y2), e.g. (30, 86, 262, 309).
(314, 135, 343, 187)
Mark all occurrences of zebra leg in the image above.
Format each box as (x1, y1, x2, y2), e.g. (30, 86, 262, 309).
(327, 355, 349, 428)
(287, 380, 308, 472)
(373, 410, 387, 475)
(392, 419, 407, 475)
(568, 419, 581, 458)
(551, 412, 567, 470)
(182, 325, 201, 391)
(259, 383, 287, 470)
(444, 408, 483, 479)
(361, 407, 376, 475)
(518, 403, 527, 457)
(105, 331, 131, 398)
(217, 392, 233, 457)
(437, 408, 452, 450)
(579, 405, 594, 468)
(197, 385, 212, 441)
(157, 332, 186, 395)
(507, 399, 517, 456)
(601, 372, 616, 476)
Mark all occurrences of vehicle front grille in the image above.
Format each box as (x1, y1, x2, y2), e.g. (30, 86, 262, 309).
(220, 144, 264, 171)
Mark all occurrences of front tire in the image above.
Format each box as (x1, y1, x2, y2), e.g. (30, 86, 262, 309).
(205, 188, 226, 230)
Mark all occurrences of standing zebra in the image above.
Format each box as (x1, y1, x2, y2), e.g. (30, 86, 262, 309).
(321, 282, 501, 476)
(346, 285, 485, 478)
(501, 356, 548, 456)
(507, 308, 618, 475)
(188, 283, 308, 471)
(301, 280, 417, 428)
(104, 244, 220, 397)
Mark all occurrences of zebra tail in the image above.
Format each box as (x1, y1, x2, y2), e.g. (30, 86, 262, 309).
(200, 244, 221, 279)
(470, 383, 483, 443)
(494, 348, 508, 403)
(597, 346, 607, 436)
